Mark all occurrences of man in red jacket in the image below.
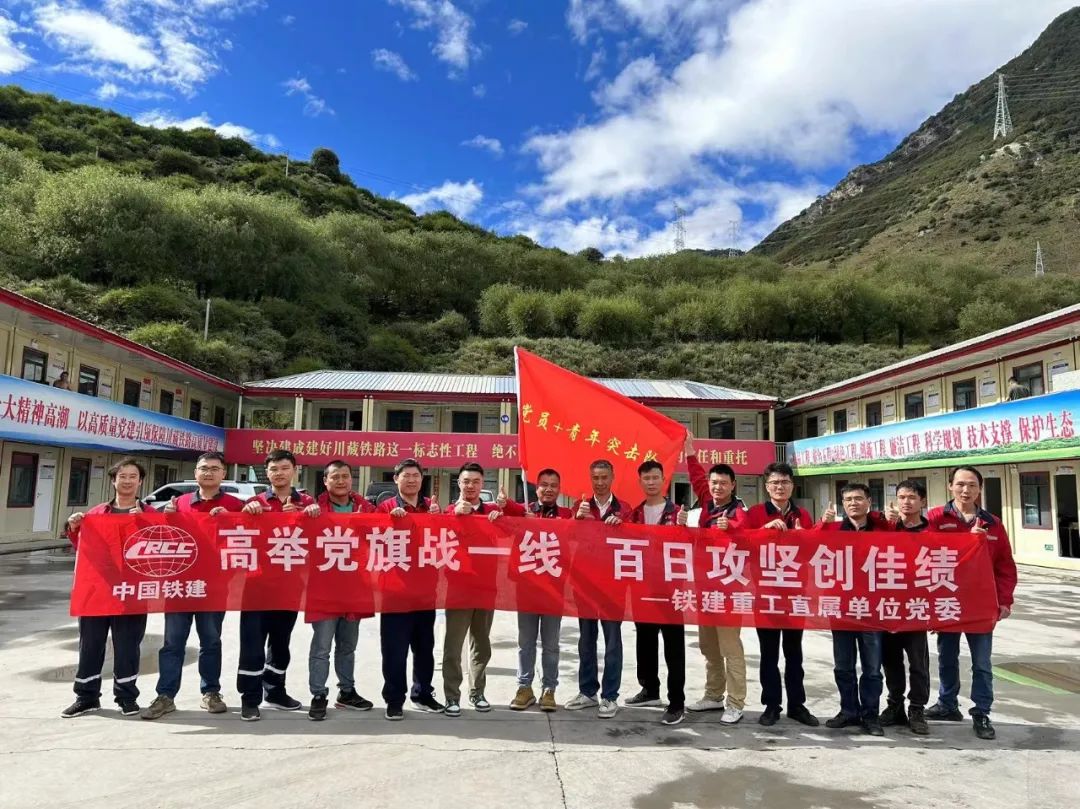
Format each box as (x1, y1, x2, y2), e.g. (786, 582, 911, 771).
(141, 451, 245, 721)
(307, 460, 375, 721)
(625, 460, 687, 726)
(502, 468, 572, 712)
(442, 462, 503, 717)
(376, 458, 444, 720)
(61, 457, 154, 718)
(565, 459, 632, 719)
(236, 449, 318, 721)
(679, 433, 747, 724)
(741, 462, 820, 729)
(925, 466, 1017, 741)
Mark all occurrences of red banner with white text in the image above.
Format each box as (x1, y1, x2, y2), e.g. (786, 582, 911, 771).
(70, 514, 999, 632)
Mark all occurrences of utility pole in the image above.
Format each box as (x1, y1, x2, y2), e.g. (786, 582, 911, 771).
(994, 73, 1013, 140)
(673, 204, 686, 252)
(727, 220, 740, 258)
(1035, 241, 1046, 277)
(203, 298, 211, 340)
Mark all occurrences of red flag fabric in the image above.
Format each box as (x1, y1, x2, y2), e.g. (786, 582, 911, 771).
(70, 513, 1000, 634)
(514, 347, 687, 504)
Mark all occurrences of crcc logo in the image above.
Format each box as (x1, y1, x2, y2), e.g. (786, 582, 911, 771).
(123, 525, 199, 577)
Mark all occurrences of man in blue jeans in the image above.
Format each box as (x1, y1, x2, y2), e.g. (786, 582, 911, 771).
(925, 466, 1017, 740)
(565, 460, 631, 719)
(821, 483, 890, 736)
(141, 452, 246, 720)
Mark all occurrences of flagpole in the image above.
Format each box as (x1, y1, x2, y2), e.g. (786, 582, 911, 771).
(513, 346, 531, 511)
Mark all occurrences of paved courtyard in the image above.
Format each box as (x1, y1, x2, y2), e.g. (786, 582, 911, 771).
(0, 550, 1078, 809)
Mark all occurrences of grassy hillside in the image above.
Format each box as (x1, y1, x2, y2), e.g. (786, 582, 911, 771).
(2, 70, 1079, 399)
(756, 7, 1080, 271)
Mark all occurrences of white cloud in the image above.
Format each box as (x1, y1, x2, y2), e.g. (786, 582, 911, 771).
(471, 83, 486, 98)
(94, 81, 169, 101)
(35, 3, 158, 71)
(32, 0, 262, 95)
(461, 134, 503, 157)
(371, 48, 418, 81)
(566, 0, 735, 46)
(388, 0, 478, 73)
(591, 55, 661, 111)
(400, 179, 483, 218)
(500, 178, 823, 257)
(281, 14, 295, 25)
(136, 109, 282, 150)
(507, 18, 528, 35)
(530, 0, 1077, 211)
(0, 16, 33, 74)
(583, 46, 606, 82)
(283, 76, 335, 116)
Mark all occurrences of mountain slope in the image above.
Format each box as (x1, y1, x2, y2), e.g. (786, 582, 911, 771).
(756, 7, 1080, 270)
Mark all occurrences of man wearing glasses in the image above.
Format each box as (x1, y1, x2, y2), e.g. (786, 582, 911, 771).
(741, 462, 819, 728)
(142, 452, 246, 720)
(820, 483, 888, 736)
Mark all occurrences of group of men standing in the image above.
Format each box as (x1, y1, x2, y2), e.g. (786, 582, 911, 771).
(60, 441, 1016, 740)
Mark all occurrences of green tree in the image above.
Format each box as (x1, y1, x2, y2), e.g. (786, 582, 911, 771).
(311, 147, 341, 182)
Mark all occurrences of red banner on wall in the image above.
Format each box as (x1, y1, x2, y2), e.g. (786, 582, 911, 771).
(71, 514, 999, 632)
(225, 429, 521, 468)
(225, 429, 776, 476)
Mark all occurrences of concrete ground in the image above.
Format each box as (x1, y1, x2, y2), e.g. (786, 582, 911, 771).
(1, 552, 1078, 809)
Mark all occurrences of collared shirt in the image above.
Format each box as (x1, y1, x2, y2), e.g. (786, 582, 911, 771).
(895, 516, 929, 533)
(742, 500, 813, 529)
(700, 495, 747, 528)
(629, 498, 679, 526)
(317, 491, 375, 514)
(178, 490, 246, 513)
(250, 487, 315, 511)
(444, 499, 490, 516)
(375, 493, 434, 513)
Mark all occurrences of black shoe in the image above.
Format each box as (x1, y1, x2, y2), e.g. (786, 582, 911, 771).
(385, 704, 404, 721)
(241, 704, 261, 722)
(758, 705, 782, 726)
(118, 699, 140, 716)
(625, 689, 663, 707)
(862, 715, 885, 736)
(60, 698, 100, 718)
(972, 713, 996, 740)
(880, 702, 908, 727)
(661, 706, 685, 726)
(334, 689, 373, 711)
(908, 706, 930, 735)
(786, 704, 820, 727)
(925, 703, 964, 722)
(411, 694, 446, 713)
(309, 695, 328, 721)
(265, 692, 302, 711)
(825, 712, 861, 729)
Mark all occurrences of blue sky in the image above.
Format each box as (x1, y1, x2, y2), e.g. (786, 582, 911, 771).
(0, 0, 1075, 256)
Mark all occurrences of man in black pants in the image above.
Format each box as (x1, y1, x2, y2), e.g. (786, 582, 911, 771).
(375, 459, 445, 720)
(61, 458, 154, 718)
(881, 479, 932, 735)
(624, 460, 686, 726)
(741, 462, 820, 728)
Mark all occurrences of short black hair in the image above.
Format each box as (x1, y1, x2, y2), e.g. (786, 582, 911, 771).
(896, 479, 927, 499)
(196, 451, 226, 466)
(109, 457, 146, 481)
(763, 462, 794, 479)
(708, 463, 736, 482)
(949, 465, 983, 486)
(840, 482, 870, 498)
(394, 458, 423, 476)
(324, 459, 352, 475)
(589, 459, 614, 473)
(458, 462, 485, 476)
(536, 468, 560, 481)
(266, 449, 297, 467)
(637, 460, 664, 477)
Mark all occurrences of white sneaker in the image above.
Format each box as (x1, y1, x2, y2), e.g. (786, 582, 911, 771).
(721, 707, 744, 724)
(598, 699, 619, 719)
(564, 693, 599, 711)
(687, 698, 725, 712)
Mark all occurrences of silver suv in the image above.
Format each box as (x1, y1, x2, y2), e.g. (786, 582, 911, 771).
(143, 480, 268, 506)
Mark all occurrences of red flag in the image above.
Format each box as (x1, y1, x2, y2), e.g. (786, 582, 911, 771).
(514, 347, 687, 505)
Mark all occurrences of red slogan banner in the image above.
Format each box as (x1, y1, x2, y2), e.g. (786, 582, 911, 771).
(71, 515, 999, 633)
